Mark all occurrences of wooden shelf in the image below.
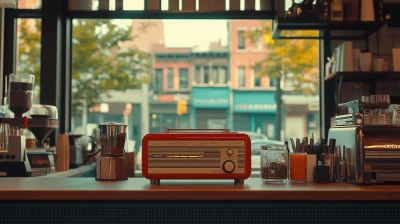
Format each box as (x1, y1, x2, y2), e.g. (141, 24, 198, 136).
(325, 72, 400, 82)
(272, 18, 385, 40)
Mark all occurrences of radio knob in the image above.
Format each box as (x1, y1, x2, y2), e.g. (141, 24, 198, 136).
(222, 160, 235, 173)
(227, 149, 233, 155)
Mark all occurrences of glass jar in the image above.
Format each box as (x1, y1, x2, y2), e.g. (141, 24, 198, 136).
(261, 145, 288, 183)
(8, 73, 35, 118)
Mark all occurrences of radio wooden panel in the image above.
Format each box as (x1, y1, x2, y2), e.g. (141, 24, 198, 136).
(148, 141, 245, 174)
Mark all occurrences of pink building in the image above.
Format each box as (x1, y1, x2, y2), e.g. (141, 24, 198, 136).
(152, 44, 192, 92)
(228, 20, 273, 89)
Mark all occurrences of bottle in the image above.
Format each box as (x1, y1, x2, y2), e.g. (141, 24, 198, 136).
(331, 0, 344, 21)
(317, 0, 330, 21)
(344, 0, 360, 21)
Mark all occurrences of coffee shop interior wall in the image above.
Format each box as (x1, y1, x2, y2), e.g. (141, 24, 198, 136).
(330, 7, 400, 110)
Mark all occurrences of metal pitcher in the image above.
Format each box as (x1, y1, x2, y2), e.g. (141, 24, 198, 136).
(88, 122, 128, 181)
(88, 122, 127, 157)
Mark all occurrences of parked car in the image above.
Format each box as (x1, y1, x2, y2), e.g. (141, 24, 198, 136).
(235, 131, 268, 141)
(251, 139, 285, 169)
(251, 139, 285, 155)
(136, 146, 142, 170)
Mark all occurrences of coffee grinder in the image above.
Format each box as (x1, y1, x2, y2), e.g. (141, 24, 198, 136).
(0, 74, 59, 177)
(26, 104, 59, 173)
(88, 122, 128, 181)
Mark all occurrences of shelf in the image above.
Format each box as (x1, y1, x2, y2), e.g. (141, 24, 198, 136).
(324, 72, 400, 82)
(272, 18, 385, 40)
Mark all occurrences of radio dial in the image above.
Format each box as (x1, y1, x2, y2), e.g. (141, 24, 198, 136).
(222, 160, 235, 173)
(227, 149, 233, 155)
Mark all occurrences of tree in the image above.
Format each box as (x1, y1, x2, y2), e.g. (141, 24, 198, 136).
(247, 22, 319, 140)
(17, 19, 152, 116)
(248, 21, 319, 95)
(17, 19, 41, 103)
(71, 20, 152, 116)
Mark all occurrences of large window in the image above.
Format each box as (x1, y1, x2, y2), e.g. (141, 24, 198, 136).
(238, 30, 245, 50)
(238, 67, 245, 87)
(179, 68, 188, 89)
(167, 68, 173, 89)
(68, 18, 319, 170)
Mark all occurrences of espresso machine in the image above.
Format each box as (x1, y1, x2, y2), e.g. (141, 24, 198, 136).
(88, 122, 128, 181)
(0, 74, 59, 177)
(328, 99, 400, 185)
(69, 134, 84, 168)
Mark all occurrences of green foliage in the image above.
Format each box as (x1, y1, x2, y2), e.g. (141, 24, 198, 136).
(72, 20, 152, 115)
(248, 21, 319, 95)
(17, 19, 41, 85)
(17, 19, 152, 116)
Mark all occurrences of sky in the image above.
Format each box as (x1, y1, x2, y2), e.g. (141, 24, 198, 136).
(163, 20, 228, 49)
(109, 0, 228, 50)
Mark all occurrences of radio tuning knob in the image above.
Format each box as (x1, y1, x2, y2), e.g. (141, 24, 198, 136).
(227, 149, 233, 155)
(222, 160, 235, 173)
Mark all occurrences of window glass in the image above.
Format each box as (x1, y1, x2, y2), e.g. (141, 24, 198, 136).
(167, 68, 173, 89)
(70, 19, 320, 168)
(154, 69, 163, 93)
(254, 68, 261, 87)
(270, 77, 278, 87)
(195, 66, 201, 84)
(238, 30, 245, 50)
(218, 66, 227, 84)
(179, 68, 188, 89)
(203, 66, 209, 84)
(16, 18, 41, 104)
(238, 66, 245, 87)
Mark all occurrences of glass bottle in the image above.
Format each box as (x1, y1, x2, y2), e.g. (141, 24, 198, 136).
(261, 145, 288, 183)
(331, 0, 344, 21)
(344, 0, 360, 21)
(316, 0, 330, 21)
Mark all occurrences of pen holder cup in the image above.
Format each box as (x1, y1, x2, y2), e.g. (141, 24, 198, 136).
(307, 154, 317, 182)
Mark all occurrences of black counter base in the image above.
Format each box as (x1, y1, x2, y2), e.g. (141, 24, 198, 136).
(1, 201, 400, 224)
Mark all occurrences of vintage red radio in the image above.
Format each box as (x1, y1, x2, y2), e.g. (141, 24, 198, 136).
(142, 128, 251, 185)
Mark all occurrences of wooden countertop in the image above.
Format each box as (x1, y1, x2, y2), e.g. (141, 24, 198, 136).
(1, 178, 399, 201)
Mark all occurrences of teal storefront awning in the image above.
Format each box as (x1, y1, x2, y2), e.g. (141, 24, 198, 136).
(233, 91, 276, 113)
(192, 86, 230, 109)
